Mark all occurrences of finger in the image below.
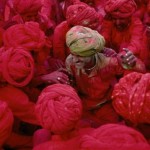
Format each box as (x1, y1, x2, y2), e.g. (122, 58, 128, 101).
(127, 59, 136, 66)
(124, 55, 135, 63)
(58, 68, 68, 75)
(122, 48, 130, 53)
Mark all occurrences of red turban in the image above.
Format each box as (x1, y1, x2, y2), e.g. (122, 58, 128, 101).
(66, 3, 101, 29)
(112, 72, 150, 124)
(105, 0, 137, 18)
(0, 100, 13, 146)
(0, 28, 4, 47)
(10, 0, 42, 14)
(35, 84, 82, 134)
(80, 124, 150, 150)
(3, 22, 46, 51)
(0, 47, 34, 87)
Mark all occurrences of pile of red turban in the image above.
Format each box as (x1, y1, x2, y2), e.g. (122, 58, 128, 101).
(0, 47, 34, 87)
(80, 124, 150, 150)
(112, 72, 150, 124)
(10, 0, 42, 15)
(3, 22, 46, 51)
(0, 100, 13, 146)
(66, 3, 101, 29)
(35, 84, 82, 134)
(105, 0, 137, 18)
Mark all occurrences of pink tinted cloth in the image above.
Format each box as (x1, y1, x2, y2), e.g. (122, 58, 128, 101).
(0, 85, 39, 125)
(112, 72, 150, 124)
(66, 3, 101, 29)
(53, 21, 70, 61)
(35, 84, 82, 134)
(80, 124, 150, 150)
(101, 17, 144, 55)
(3, 22, 46, 51)
(0, 100, 13, 146)
(9, 0, 42, 14)
(0, 28, 4, 47)
(105, 0, 137, 18)
(0, 47, 34, 87)
(33, 127, 93, 150)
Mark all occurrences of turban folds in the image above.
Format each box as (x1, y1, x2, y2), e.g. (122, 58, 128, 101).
(0, 101, 13, 146)
(3, 22, 46, 51)
(66, 26, 105, 56)
(80, 124, 150, 150)
(10, 0, 42, 14)
(0, 47, 34, 87)
(35, 84, 82, 134)
(105, 0, 137, 18)
(66, 3, 100, 29)
(112, 72, 150, 124)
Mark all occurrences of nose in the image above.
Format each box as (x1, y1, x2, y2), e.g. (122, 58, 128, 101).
(115, 19, 120, 25)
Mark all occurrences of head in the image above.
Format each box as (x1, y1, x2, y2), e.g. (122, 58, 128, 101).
(66, 26, 105, 69)
(105, 0, 137, 31)
(112, 17, 131, 31)
(66, 3, 100, 29)
(71, 54, 95, 69)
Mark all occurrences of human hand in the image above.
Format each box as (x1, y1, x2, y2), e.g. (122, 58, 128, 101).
(41, 70, 70, 85)
(118, 48, 137, 69)
(103, 47, 117, 57)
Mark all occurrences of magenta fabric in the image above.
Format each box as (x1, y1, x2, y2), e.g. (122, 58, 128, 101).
(10, 0, 42, 15)
(0, 100, 13, 146)
(0, 85, 39, 125)
(3, 22, 46, 51)
(66, 3, 101, 29)
(0, 47, 34, 87)
(105, 0, 137, 18)
(53, 21, 70, 61)
(35, 84, 82, 134)
(112, 72, 150, 124)
(80, 124, 150, 150)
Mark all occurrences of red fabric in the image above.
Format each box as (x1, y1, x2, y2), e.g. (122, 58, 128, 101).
(112, 72, 150, 124)
(66, 3, 101, 29)
(0, 47, 34, 87)
(0, 85, 39, 125)
(0, 28, 4, 47)
(101, 17, 144, 55)
(35, 84, 82, 134)
(33, 127, 93, 150)
(105, 0, 137, 18)
(3, 22, 46, 51)
(80, 124, 150, 150)
(53, 21, 70, 61)
(33, 129, 52, 147)
(0, 100, 13, 146)
(10, 0, 42, 14)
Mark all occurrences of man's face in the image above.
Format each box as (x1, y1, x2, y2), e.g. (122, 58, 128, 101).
(72, 54, 93, 69)
(112, 17, 131, 31)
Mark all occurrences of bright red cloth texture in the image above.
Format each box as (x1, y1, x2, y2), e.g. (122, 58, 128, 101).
(66, 3, 101, 29)
(0, 100, 13, 146)
(35, 84, 82, 134)
(0, 47, 34, 87)
(3, 22, 46, 51)
(33, 127, 93, 150)
(0, 85, 39, 125)
(104, 0, 137, 18)
(80, 123, 150, 150)
(112, 72, 150, 124)
(10, 0, 42, 15)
